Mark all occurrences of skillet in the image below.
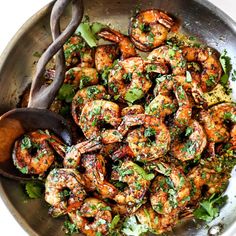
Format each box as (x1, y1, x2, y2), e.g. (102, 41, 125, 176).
(0, 0, 236, 235)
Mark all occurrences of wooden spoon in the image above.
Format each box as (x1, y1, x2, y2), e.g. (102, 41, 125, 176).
(0, 0, 83, 180)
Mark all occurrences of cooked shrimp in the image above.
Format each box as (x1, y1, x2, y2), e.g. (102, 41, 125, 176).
(199, 103, 236, 155)
(12, 130, 64, 175)
(154, 75, 206, 106)
(98, 28, 137, 59)
(71, 85, 107, 126)
(150, 163, 191, 215)
(79, 100, 122, 144)
(121, 105, 144, 116)
(188, 165, 229, 204)
(95, 44, 120, 72)
(110, 203, 140, 215)
(111, 160, 151, 205)
(45, 168, 86, 217)
(135, 205, 178, 234)
(63, 139, 102, 168)
(118, 114, 170, 161)
(129, 9, 174, 51)
(171, 120, 207, 161)
(173, 83, 192, 128)
(64, 67, 99, 89)
(145, 94, 177, 119)
(182, 46, 222, 92)
(68, 198, 112, 236)
(80, 153, 118, 198)
(174, 75, 207, 107)
(108, 57, 152, 102)
(147, 45, 187, 75)
(64, 35, 94, 68)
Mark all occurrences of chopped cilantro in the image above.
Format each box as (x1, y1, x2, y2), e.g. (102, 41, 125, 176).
(57, 84, 76, 103)
(79, 75, 91, 89)
(122, 216, 148, 236)
(144, 127, 156, 137)
(185, 127, 193, 136)
(224, 112, 236, 123)
(19, 166, 29, 174)
(186, 71, 192, 82)
(194, 194, 228, 222)
(220, 49, 232, 86)
(63, 220, 79, 235)
(25, 181, 44, 199)
(125, 87, 144, 103)
(110, 215, 120, 231)
(155, 163, 171, 176)
(21, 136, 32, 150)
(132, 163, 155, 181)
(232, 69, 236, 81)
(76, 20, 107, 47)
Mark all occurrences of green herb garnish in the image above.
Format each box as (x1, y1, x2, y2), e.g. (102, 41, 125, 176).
(193, 194, 228, 222)
(25, 181, 44, 199)
(57, 84, 76, 103)
(125, 87, 144, 103)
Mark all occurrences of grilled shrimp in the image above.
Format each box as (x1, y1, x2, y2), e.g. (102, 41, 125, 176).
(13, 130, 64, 175)
(145, 94, 177, 119)
(98, 28, 137, 59)
(171, 120, 207, 161)
(63, 139, 102, 168)
(79, 100, 122, 144)
(111, 160, 151, 205)
(68, 198, 112, 236)
(108, 57, 152, 102)
(188, 165, 229, 204)
(135, 205, 178, 234)
(182, 46, 222, 91)
(45, 168, 86, 217)
(80, 154, 118, 198)
(147, 45, 187, 75)
(95, 44, 120, 72)
(199, 102, 236, 155)
(64, 35, 94, 68)
(71, 85, 107, 126)
(150, 163, 191, 215)
(121, 104, 144, 116)
(129, 9, 174, 51)
(154, 75, 206, 106)
(64, 67, 99, 89)
(118, 114, 170, 161)
(173, 84, 192, 128)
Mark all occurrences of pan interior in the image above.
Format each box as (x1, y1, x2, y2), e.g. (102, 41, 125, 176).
(0, 0, 236, 235)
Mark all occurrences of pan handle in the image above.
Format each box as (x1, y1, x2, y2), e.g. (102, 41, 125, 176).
(28, 0, 83, 109)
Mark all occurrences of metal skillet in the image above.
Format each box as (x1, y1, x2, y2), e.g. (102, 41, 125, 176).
(0, 0, 236, 235)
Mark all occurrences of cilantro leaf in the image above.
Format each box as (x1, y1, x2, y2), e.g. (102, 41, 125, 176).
(132, 163, 155, 181)
(110, 215, 121, 231)
(25, 181, 44, 199)
(125, 87, 144, 103)
(193, 194, 228, 222)
(186, 71, 192, 82)
(76, 21, 107, 47)
(57, 84, 76, 103)
(63, 220, 79, 235)
(144, 127, 156, 137)
(122, 216, 148, 236)
(220, 50, 232, 85)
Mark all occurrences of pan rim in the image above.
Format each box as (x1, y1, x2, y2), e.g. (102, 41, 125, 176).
(0, 0, 236, 235)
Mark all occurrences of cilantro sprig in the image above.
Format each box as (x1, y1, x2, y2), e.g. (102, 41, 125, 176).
(194, 194, 228, 222)
(219, 50, 232, 85)
(25, 181, 44, 199)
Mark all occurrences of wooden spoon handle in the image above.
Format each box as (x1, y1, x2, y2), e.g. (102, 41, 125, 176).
(28, 0, 83, 108)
